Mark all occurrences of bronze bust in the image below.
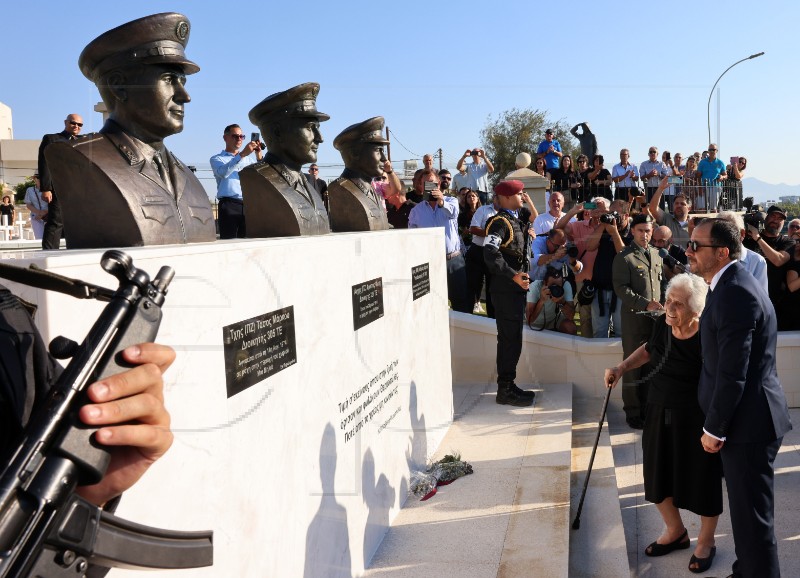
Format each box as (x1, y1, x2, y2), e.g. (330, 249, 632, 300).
(327, 117, 390, 232)
(240, 83, 330, 237)
(44, 12, 215, 249)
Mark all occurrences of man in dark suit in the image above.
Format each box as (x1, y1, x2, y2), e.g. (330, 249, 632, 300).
(43, 13, 215, 249)
(688, 219, 792, 578)
(37, 113, 83, 249)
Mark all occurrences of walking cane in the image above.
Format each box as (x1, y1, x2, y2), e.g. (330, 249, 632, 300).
(572, 384, 613, 530)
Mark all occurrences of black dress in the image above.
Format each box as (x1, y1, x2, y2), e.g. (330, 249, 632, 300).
(641, 316, 722, 517)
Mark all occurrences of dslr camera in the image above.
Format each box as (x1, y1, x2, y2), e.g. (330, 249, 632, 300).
(599, 211, 621, 226)
(742, 197, 766, 235)
(548, 284, 565, 299)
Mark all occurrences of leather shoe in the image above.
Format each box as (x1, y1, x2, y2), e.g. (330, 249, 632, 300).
(645, 529, 689, 557)
(496, 382, 534, 407)
(626, 416, 644, 430)
(688, 545, 716, 573)
(511, 383, 535, 399)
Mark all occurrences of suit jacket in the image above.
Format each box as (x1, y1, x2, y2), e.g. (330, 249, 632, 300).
(698, 261, 792, 443)
(38, 130, 72, 193)
(44, 120, 215, 249)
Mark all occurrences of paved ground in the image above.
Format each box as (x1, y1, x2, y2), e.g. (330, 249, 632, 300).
(607, 402, 800, 578)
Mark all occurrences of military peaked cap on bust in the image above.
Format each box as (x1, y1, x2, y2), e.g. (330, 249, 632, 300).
(333, 117, 389, 151)
(79, 12, 200, 81)
(249, 82, 330, 126)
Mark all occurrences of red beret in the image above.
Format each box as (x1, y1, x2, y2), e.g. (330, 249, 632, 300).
(494, 180, 524, 197)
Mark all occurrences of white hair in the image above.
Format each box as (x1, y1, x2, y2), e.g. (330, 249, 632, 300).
(665, 273, 708, 317)
(716, 210, 745, 232)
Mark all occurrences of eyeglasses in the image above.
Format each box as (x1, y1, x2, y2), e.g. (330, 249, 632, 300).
(686, 240, 725, 252)
(69, 121, 83, 127)
(230, 134, 246, 139)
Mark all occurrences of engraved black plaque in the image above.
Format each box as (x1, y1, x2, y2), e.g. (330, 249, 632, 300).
(411, 263, 430, 300)
(223, 305, 297, 397)
(352, 278, 384, 330)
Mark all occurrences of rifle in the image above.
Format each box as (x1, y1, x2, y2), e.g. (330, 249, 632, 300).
(0, 250, 213, 576)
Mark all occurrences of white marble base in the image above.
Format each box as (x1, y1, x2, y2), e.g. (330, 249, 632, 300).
(0, 229, 454, 577)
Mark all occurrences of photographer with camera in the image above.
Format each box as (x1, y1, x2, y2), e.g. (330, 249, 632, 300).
(613, 213, 664, 429)
(408, 169, 470, 313)
(556, 198, 609, 337)
(457, 148, 494, 204)
(210, 123, 264, 239)
(585, 199, 632, 339)
(530, 227, 583, 285)
(743, 205, 795, 327)
(525, 266, 577, 334)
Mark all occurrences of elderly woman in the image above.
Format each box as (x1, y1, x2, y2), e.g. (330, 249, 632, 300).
(605, 273, 721, 574)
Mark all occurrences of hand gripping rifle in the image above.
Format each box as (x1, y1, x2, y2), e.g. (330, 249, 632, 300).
(0, 251, 213, 576)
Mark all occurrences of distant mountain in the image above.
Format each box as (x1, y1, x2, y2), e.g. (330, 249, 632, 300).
(742, 178, 800, 203)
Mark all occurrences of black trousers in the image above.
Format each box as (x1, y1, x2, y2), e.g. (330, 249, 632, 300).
(218, 197, 246, 239)
(41, 193, 63, 250)
(465, 244, 494, 317)
(722, 437, 783, 578)
(491, 287, 526, 384)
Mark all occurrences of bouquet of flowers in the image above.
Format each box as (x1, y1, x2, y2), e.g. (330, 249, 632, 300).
(409, 452, 473, 501)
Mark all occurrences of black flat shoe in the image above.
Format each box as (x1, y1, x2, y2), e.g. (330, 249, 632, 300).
(645, 529, 690, 557)
(688, 546, 716, 573)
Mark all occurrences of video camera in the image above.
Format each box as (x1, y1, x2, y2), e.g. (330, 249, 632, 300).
(742, 197, 766, 234)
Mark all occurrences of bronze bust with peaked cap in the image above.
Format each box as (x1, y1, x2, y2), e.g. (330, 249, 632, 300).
(44, 12, 215, 249)
(327, 117, 390, 232)
(240, 82, 331, 237)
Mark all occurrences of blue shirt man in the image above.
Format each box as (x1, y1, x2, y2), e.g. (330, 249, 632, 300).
(210, 123, 262, 238)
(536, 129, 563, 171)
(456, 148, 495, 204)
(696, 144, 727, 210)
(408, 171, 470, 312)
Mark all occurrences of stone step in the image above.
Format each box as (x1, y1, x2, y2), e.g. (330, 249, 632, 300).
(364, 382, 574, 578)
(568, 395, 629, 577)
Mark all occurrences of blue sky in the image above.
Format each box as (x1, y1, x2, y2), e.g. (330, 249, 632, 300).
(3, 1, 796, 199)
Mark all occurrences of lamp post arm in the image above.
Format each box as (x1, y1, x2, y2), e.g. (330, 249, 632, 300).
(707, 52, 765, 145)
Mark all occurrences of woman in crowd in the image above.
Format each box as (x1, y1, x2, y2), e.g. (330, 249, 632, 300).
(551, 154, 581, 207)
(683, 155, 700, 209)
(533, 156, 551, 191)
(585, 154, 612, 202)
(0, 195, 15, 227)
(575, 155, 590, 202)
(457, 189, 481, 251)
(726, 156, 747, 210)
(604, 273, 721, 574)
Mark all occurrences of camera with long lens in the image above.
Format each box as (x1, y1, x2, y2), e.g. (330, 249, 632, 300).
(548, 284, 565, 299)
(599, 211, 621, 226)
(742, 197, 766, 235)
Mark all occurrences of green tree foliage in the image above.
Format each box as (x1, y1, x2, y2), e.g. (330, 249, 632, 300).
(14, 178, 34, 203)
(480, 108, 581, 186)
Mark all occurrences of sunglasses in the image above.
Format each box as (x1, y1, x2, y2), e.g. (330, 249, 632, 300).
(686, 240, 725, 252)
(648, 150, 657, 154)
(230, 134, 246, 139)
(708, 148, 718, 152)
(440, 177, 452, 181)
(69, 121, 83, 127)
(789, 224, 800, 229)
(310, 167, 319, 171)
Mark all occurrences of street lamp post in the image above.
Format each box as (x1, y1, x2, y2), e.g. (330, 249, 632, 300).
(706, 52, 764, 146)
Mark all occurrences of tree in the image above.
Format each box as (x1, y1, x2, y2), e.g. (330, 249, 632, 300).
(480, 108, 581, 187)
(14, 178, 34, 203)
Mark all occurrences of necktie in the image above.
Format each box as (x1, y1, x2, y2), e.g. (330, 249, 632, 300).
(153, 152, 174, 195)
